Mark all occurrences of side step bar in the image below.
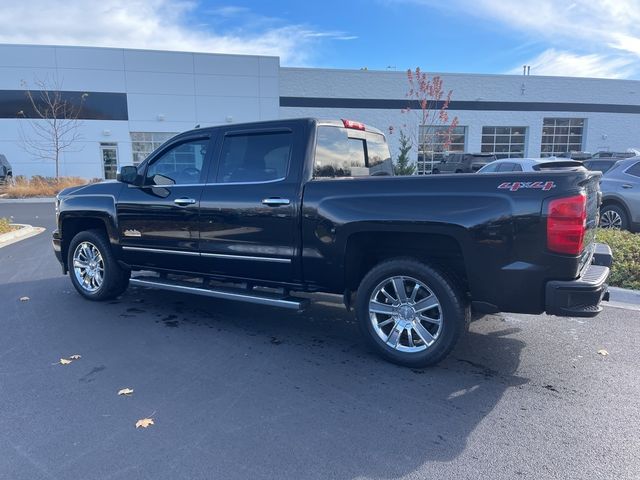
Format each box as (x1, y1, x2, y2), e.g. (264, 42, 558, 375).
(130, 276, 308, 311)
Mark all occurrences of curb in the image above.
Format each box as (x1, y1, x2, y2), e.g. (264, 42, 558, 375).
(0, 197, 56, 203)
(606, 286, 640, 311)
(0, 224, 46, 248)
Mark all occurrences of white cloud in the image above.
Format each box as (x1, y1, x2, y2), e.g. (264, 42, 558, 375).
(0, 0, 354, 65)
(404, 0, 640, 78)
(507, 49, 637, 79)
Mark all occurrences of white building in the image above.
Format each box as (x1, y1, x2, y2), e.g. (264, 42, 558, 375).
(1, 43, 639, 178)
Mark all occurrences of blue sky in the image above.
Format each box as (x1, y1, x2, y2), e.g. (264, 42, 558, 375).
(193, 1, 532, 73)
(1, 1, 639, 79)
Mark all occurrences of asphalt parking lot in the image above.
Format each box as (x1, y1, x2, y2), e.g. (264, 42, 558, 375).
(1, 201, 639, 480)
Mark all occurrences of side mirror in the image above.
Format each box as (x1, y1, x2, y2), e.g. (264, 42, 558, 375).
(117, 165, 138, 185)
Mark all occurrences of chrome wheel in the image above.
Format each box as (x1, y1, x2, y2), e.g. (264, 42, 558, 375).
(600, 209, 623, 229)
(72, 241, 105, 293)
(369, 276, 442, 353)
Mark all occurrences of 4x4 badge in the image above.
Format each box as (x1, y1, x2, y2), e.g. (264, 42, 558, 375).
(498, 181, 556, 192)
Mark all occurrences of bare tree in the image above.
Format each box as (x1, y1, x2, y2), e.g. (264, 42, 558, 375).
(402, 68, 459, 174)
(17, 77, 88, 178)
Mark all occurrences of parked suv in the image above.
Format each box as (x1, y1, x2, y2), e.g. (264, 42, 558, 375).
(591, 151, 636, 159)
(0, 155, 12, 184)
(433, 153, 497, 174)
(599, 157, 640, 231)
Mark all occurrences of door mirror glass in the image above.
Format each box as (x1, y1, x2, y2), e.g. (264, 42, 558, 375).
(117, 165, 138, 184)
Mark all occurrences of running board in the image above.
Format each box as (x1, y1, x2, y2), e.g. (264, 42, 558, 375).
(129, 276, 308, 310)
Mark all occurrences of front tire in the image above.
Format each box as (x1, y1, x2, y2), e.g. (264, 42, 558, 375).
(356, 258, 468, 367)
(68, 229, 130, 301)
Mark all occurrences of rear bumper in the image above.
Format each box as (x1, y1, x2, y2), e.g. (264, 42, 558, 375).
(545, 243, 611, 318)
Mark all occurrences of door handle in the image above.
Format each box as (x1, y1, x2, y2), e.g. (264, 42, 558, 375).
(174, 197, 197, 206)
(262, 197, 290, 206)
(622, 184, 633, 189)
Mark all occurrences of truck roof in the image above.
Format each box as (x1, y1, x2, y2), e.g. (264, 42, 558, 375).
(183, 118, 386, 137)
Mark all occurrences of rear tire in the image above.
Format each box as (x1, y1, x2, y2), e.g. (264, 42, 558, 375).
(356, 258, 468, 367)
(68, 229, 130, 301)
(600, 204, 629, 230)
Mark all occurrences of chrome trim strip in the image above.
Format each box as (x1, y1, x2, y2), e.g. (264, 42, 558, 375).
(129, 278, 305, 310)
(142, 178, 287, 187)
(122, 246, 199, 256)
(122, 245, 291, 263)
(201, 252, 291, 263)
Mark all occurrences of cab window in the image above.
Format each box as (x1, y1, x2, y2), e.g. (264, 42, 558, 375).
(314, 126, 392, 178)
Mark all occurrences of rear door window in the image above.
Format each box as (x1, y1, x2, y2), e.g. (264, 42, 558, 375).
(215, 131, 292, 183)
(314, 126, 392, 178)
(497, 162, 515, 172)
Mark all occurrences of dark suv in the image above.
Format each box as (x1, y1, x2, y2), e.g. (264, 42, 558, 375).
(433, 153, 497, 174)
(0, 155, 12, 184)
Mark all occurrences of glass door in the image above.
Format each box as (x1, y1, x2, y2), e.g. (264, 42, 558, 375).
(100, 143, 118, 179)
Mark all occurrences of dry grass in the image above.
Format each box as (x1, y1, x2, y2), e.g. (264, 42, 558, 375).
(4, 176, 94, 198)
(0, 218, 15, 234)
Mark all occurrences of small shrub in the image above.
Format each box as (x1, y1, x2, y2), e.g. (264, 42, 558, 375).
(4, 176, 93, 198)
(597, 228, 640, 290)
(0, 218, 15, 234)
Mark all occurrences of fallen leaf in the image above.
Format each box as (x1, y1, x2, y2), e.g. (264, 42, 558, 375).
(19, 296, 30, 302)
(59, 358, 72, 365)
(69, 354, 81, 360)
(118, 388, 134, 396)
(135, 418, 154, 429)
(597, 349, 609, 356)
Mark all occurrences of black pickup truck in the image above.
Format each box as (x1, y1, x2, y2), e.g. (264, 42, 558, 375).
(53, 118, 611, 367)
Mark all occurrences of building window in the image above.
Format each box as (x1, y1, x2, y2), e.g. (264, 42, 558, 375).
(416, 125, 466, 174)
(541, 118, 585, 157)
(131, 132, 178, 165)
(481, 126, 526, 159)
(100, 143, 118, 180)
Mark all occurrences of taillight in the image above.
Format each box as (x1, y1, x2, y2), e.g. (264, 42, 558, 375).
(546, 194, 587, 255)
(342, 119, 365, 131)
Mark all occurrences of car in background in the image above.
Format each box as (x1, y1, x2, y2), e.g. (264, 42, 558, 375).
(583, 158, 620, 174)
(599, 157, 640, 231)
(476, 158, 584, 173)
(556, 151, 592, 160)
(0, 155, 12, 184)
(591, 151, 636, 159)
(432, 153, 496, 174)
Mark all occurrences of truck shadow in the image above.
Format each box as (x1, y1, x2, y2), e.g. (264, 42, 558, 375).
(4, 277, 529, 479)
(118, 286, 529, 475)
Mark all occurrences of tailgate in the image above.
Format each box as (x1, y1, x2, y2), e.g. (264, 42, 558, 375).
(579, 172, 602, 270)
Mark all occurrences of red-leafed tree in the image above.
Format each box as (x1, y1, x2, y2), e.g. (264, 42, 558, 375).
(402, 68, 459, 174)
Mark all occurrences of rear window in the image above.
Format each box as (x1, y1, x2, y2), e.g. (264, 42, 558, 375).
(314, 126, 392, 178)
(584, 161, 613, 173)
(626, 161, 640, 178)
